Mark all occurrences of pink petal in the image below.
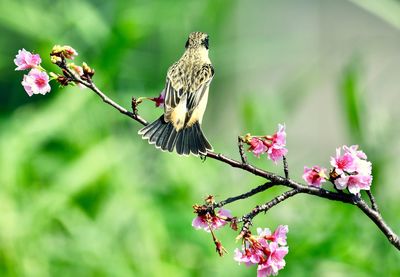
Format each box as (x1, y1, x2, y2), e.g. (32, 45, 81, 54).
(273, 225, 288, 246)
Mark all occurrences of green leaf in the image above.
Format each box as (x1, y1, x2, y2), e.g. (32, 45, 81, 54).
(339, 58, 364, 142)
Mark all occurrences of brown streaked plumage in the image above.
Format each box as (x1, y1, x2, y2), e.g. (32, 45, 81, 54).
(138, 32, 214, 156)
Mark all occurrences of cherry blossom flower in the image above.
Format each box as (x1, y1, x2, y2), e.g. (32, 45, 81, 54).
(267, 144, 288, 163)
(14, 49, 42, 71)
(303, 166, 327, 187)
(266, 124, 287, 162)
(192, 208, 231, 232)
(272, 124, 286, 146)
(249, 138, 268, 157)
(271, 225, 288, 246)
(234, 225, 289, 277)
(257, 242, 288, 277)
(334, 174, 372, 194)
(330, 147, 357, 175)
(343, 145, 367, 160)
(330, 145, 372, 194)
(21, 69, 51, 96)
(256, 225, 288, 246)
(245, 124, 288, 162)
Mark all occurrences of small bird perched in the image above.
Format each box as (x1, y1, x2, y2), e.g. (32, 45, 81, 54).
(139, 32, 214, 156)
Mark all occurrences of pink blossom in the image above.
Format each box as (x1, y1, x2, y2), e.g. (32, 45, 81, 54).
(355, 159, 372, 176)
(256, 227, 272, 238)
(271, 225, 288, 246)
(331, 145, 373, 194)
(192, 208, 231, 232)
(330, 148, 357, 174)
(234, 226, 289, 276)
(302, 166, 327, 187)
(21, 69, 51, 96)
(257, 225, 288, 246)
(267, 144, 288, 163)
(334, 174, 372, 194)
(14, 49, 42, 71)
(249, 138, 268, 157)
(266, 124, 288, 162)
(343, 145, 367, 160)
(257, 242, 288, 277)
(149, 90, 166, 108)
(272, 124, 286, 146)
(234, 246, 263, 265)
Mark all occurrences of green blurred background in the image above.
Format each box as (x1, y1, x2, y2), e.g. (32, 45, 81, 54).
(1, 0, 399, 276)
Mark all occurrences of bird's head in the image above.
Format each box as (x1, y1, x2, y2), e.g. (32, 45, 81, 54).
(185, 32, 209, 50)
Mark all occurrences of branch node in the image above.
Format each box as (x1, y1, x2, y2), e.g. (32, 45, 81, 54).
(131, 97, 140, 117)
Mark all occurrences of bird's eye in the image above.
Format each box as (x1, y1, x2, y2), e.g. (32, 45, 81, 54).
(185, 39, 190, 49)
(202, 37, 209, 49)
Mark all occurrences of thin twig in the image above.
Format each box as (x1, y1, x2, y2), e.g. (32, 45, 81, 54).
(283, 156, 289, 179)
(243, 189, 300, 220)
(215, 182, 276, 208)
(62, 65, 148, 125)
(366, 189, 380, 213)
(240, 189, 300, 232)
(237, 136, 248, 165)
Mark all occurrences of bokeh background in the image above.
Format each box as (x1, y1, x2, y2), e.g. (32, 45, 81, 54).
(1, 0, 400, 276)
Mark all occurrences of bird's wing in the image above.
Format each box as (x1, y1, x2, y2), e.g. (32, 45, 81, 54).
(164, 63, 214, 129)
(185, 64, 214, 118)
(164, 62, 185, 111)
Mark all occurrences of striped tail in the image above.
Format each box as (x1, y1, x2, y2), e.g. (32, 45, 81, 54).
(138, 116, 213, 156)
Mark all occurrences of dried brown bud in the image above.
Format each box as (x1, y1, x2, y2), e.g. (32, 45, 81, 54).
(229, 217, 238, 231)
(243, 133, 252, 144)
(215, 240, 227, 257)
(204, 195, 215, 204)
(56, 75, 70, 86)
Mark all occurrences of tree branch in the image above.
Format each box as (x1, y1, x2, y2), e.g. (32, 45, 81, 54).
(64, 72, 400, 251)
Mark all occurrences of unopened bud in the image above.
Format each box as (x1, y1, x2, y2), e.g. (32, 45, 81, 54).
(51, 45, 78, 60)
(50, 55, 62, 64)
(82, 62, 95, 78)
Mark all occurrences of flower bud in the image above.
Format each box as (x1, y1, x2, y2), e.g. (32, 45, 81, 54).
(82, 62, 95, 78)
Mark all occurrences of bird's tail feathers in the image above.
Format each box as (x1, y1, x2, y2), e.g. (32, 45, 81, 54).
(139, 116, 212, 156)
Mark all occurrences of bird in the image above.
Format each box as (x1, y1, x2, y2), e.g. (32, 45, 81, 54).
(138, 32, 214, 156)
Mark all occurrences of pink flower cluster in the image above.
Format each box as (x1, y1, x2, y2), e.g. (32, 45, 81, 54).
(247, 124, 288, 163)
(303, 145, 372, 194)
(192, 208, 232, 232)
(331, 145, 372, 194)
(234, 225, 289, 277)
(14, 49, 51, 96)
